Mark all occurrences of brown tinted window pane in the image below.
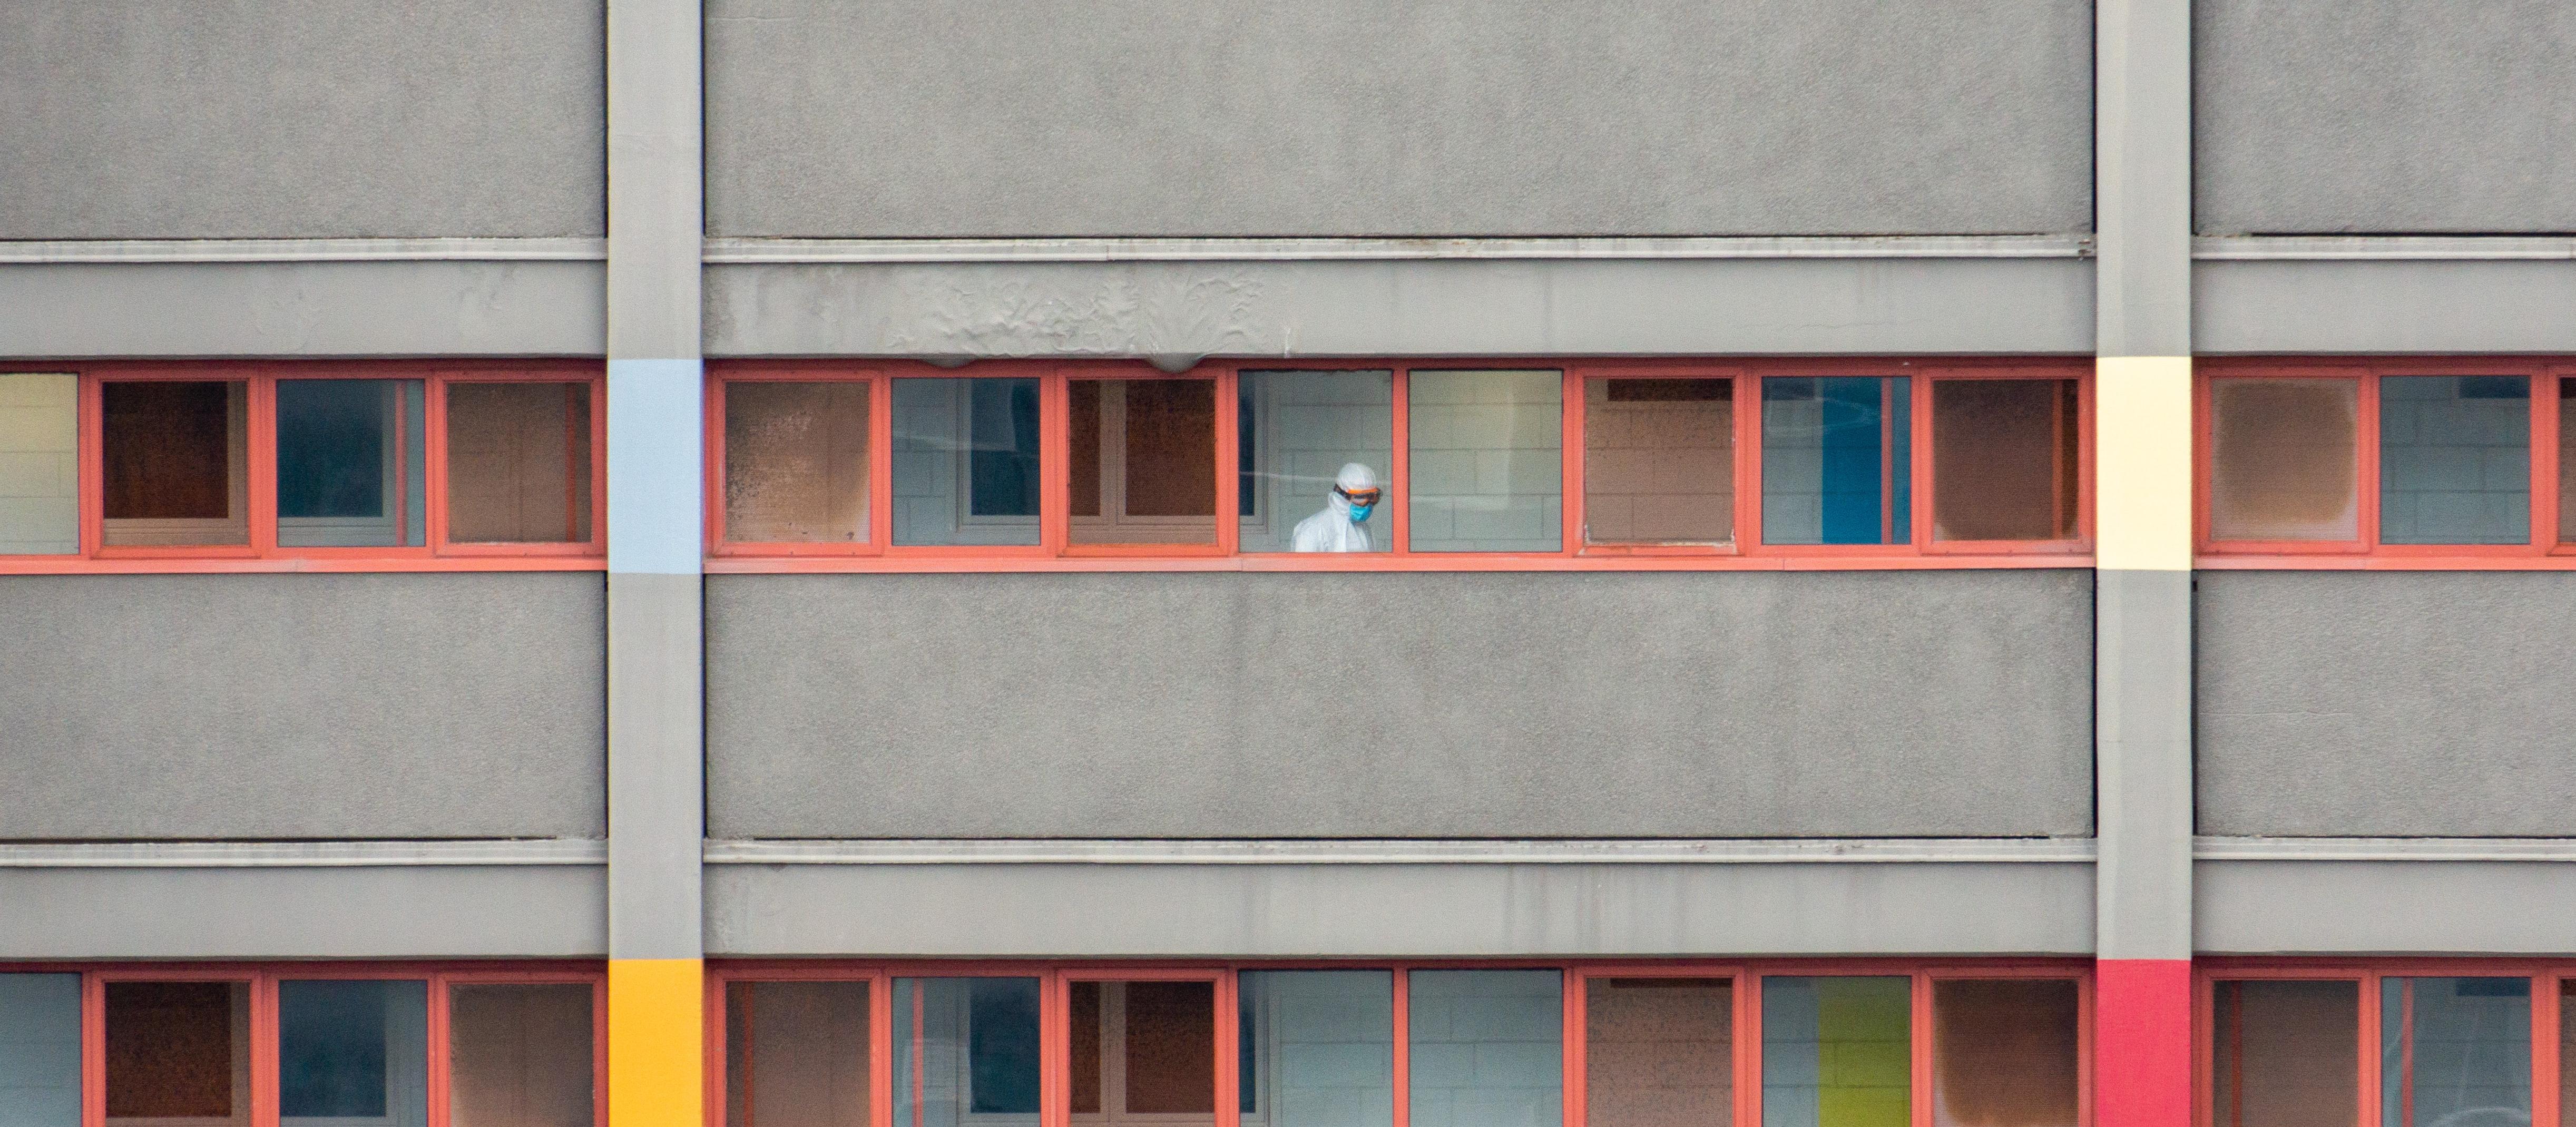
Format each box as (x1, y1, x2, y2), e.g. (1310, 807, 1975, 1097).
(1586, 978, 1731, 1127)
(726, 382, 870, 543)
(102, 381, 248, 546)
(2559, 384, 2575, 545)
(1071, 981, 1214, 1122)
(1584, 379, 1733, 545)
(2209, 380, 2359, 542)
(449, 983, 594, 1127)
(2560, 980, 2574, 1127)
(1932, 380, 2080, 542)
(446, 383, 593, 543)
(1932, 979, 2078, 1127)
(106, 981, 250, 1124)
(1070, 380, 1217, 545)
(727, 981, 870, 1127)
(2212, 980, 2358, 1127)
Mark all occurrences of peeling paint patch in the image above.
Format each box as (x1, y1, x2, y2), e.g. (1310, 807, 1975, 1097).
(884, 266, 1286, 358)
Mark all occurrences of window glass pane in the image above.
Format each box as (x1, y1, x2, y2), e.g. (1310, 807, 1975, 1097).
(0, 974, 82, 1127)
(2211, 980, 2358, 1127)
(1761, 378, 1911, 546)
(1071, 380, 1218, 546)
(1931, 979, 2077, 1127)
(280, 980, 428, 1126)
(2559, 981, 2574, 1127)
(1932, 379, 2079, 542)
(1239, 971, 1394, 1127)
(1239, 371, 1394, 554)
(1407, 370, 1563, 552)
(0, 375, 79, 555)
(2379, 376, 2531, 545)
(893, 379, 1042, 546)
(2381, 978, 2529, 1127)
(448, 983, 594, 1127)
(2208, 380, 2359, 542)
(726, 381, 871, 543)
(727, 980, 870, 1127)
(1584, 379, 1734, 545)
(1585, 978, 1731, 1127)
(106, 981, 251, 1126)
(1761, 976, 1908, 1127)
(895, 977, 1042, 1127)
(277, 380, 428, 548)
(102, 381, 248, 547)
(2561, 384, 2576, 545)
(445, 383, 593, 544)
(1070, 981, 1215, 1121)
(1408, 969, 1562, 1127)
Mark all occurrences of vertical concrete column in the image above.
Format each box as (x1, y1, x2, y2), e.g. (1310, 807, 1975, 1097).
(604, 0, 704, 1124)
(2095, 1, 2194, 1125)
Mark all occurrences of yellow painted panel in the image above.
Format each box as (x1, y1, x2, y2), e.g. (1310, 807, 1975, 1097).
(2095, 356, 2194, 571)
(609, 958, 704, 1127)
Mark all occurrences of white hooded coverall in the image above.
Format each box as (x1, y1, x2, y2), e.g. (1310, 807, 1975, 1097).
(1290, 463, 1377, 552)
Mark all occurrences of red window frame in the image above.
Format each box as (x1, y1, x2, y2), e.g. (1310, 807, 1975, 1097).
(0, 361, 607, 573)
(2197, 358, 2576, 568)
(2196, 960, 2569, 1127)
(705, 957, 2092, 1127)
(704, 358, 2095, 572)
(0, 960, 608, 1127)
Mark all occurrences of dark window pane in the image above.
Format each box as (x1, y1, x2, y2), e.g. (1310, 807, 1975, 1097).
(892, 380, 1041, 545)
(1931, 379, 2079, 542)
(280, 979, 427, 1123)
(1585, 379, 1733, 545)
(102, 381, 248, 546)
(445, 383, 593, 544)
(2560, 383, 2576, 545)
(277, 379, 427, 547)
(2379, 376, 2530, 545)
(1761, 377, 1910, 546)
(1071, 380, 1217, 545)
(106, 981, 250, 1124)
(2212, 980, 2358, 1127)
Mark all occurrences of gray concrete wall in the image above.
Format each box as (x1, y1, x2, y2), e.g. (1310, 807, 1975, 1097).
(0, 574, 606, 839)
(0, 864, 605, 958)
(1, 0, 605, 239)
(707, 571, 2095, 839)
(2198, 572, 2576, 837)
(0, 261, 607, 359)
(2196, 0, 2576, 234)
(703, 0, 2093, 238)
(2195, 260, 2576, 355)
(2198, 859, 2576, 955)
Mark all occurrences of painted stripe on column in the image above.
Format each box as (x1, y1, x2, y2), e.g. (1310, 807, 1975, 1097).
(2095, 959, 2191, 1127)
(608, 957, 703, 1127)
(606, 358, 705, 577)
(2095, 356, 2193, 572)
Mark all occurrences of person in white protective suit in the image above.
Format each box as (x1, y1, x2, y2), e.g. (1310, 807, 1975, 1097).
(1290, 462, 1382, 552)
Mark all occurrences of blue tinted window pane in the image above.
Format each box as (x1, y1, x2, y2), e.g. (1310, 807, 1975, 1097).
(1762, 378, 1911, 546)
(277, 379, 426, 547)
(2381, 978, 2529, 1127)
(1408, 969, 1561, 1127)
(892, 380, 1042, 545)
(970, 380, 1042, 517)
(2378, 376, 2530, 545)
(894, 977, 1043, 1127)
(0, 974, 81, 1127)
(280, 980, 426, 1125)
(1242, 971, 1394, 1127)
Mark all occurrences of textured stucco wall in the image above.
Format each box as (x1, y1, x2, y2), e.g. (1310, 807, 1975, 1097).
(0, 0, 605, 239)
(707, 571, 2095, 839)
(2196, 0, 2576, 233)
(704, 0, 2093, 238)
(0, 574, 606, 839)
(2198, 572, 2576, 836)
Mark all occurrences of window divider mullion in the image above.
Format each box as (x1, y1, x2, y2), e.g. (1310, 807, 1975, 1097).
(2358, 374, 2384, 552)
(2529, 371, 2558, 551)
(1389, 369, 1411, 557)
(1911, 372, 1934, 551)
(1560, 369, 1583, 555)
(248, 373, 278, 557)
(1215, 367, 1240, 556)
(871, 374, 895, 551)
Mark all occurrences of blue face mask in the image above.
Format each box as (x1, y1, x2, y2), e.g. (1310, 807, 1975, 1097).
(1346, 503, 1374, 524)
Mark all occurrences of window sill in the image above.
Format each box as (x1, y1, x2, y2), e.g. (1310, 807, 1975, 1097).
(704, 553, 2094, 574)
(2196, 554, 2576, 571)
(0, 556, 605, 574)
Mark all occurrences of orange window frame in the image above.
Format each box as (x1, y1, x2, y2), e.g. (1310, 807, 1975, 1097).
(0, 362, 607, 573)
(2196, 960, 2568, 1127)
(0, 960, 608, 1127)
(2197, 359, 2576, 569)
(704, 958, 2093, 1127)
(704, 358, 2095, 573)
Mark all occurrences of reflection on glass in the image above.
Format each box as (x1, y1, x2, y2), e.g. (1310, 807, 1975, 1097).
(0, 973, 82, 1126)
(1586, 978, 1731, 1127)
(0, 374, 79, 555)
(1408, 970, 1562, 1127)
(447, 983, 594, 1127)
(2381, 978, 2530, 1127)
(1407, 371, 1562, 552)
(2211, 980, 2358, 1127)
(1238, 371, 1395, 554)
(2208, 380, 2358, 542)
(1072, 981, 1216, 1122)
(445, 383, 593, 544)
(893, 379, 1042, 546)
(1761, 378, 1910, 546)
(1930, 979, 2078, 1127)
(726, 382, 871, 544)
(1931, 379, 2079, 542)
(280, 980, 428, 1126)
(1762, 977, 1908, 1127)
(1584, 379, 1733, 545)
(1240, 971, 1395, 1127)
(2379, 376, 2530, 545)
(895, 977, 1043, 1127)
(277, 380, 427, 548)
(1071, 380, 1217, 546)
(102, 381, 249, 547)
(728, 981, 871, 1127)
(106, 981, 251, 1126)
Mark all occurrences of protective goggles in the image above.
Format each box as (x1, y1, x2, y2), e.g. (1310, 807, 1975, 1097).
(1335, 486, 1384, 508)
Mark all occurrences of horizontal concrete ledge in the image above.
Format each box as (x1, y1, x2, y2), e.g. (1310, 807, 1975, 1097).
(2196, 836, 2576, 862)
(0, 865, 607, 959)
(0, 839, 607, 868)
(706, 838, 2098, 865)
(2196, 258, 2576, 354)
(0, 259, 607, 357)
(704, 234, 2093, 264)
(2199, 859, 2576, 955)
(2194, 236, 2576, 261)
(0, 238, 609, 263)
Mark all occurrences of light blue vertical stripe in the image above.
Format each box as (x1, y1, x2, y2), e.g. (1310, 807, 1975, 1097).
(606, 358, 705, 575)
